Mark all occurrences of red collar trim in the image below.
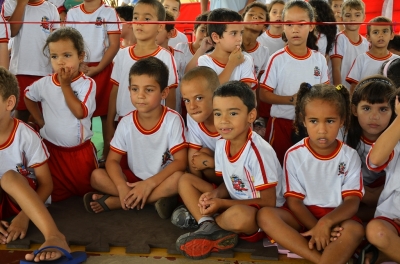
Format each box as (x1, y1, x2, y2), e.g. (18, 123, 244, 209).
(304, 137, 342, 160)
(366, 51, 393, 61)
(199, 122, 219, 137)
(246, 42, 260, 53)
(266, 30, 281, 38)
(28, 0, 45, 6)
(343, 31, 363, 46)
(0, 118, 18, 150)
(129, 45, 162, 61)
(284, 46, 312, 60)
(207, 55, 226, 68)
(361, 136, 375, 145)
(79, 2, 104, 14)
(52, 72, 84, 86)
(225, 129, 252, 163)
(133, 106, 167, 135)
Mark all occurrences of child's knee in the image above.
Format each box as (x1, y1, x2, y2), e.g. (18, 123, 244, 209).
(223, 205, 257, 232)
(90, 168, 107, 186)
(177, 173, 194, 190)
(257, 207, 275, 228)
(366, 219, 392, 247)
(1, 170, 24, 189)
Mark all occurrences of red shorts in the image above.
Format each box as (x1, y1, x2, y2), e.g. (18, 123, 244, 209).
(0, 174, 37, 220)
(265, 117, 294, 165)
(16, 75, 43, 111)
(87, 62, 113, 117)
(237, 204, 267, 243)
(44, 139, 97, 202)
(374, 216, 400, 236)
(258, 101, 271, 120)
(119, 154, 142, 183)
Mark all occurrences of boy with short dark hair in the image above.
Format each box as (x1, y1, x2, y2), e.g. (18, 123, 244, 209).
(160, 0, 188, 48)
(0, 67, 84, 263)
(330, 0, 369, 89)
(347, 16, 398, 94)
(87, 57, 187, 220)
(115, 5, 136, 48)
(198, 8, 258, 90)
(175, 81, 283, 260)
(388, 34, 400, 56)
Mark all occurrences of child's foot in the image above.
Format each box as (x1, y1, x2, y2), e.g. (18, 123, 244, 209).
(25, 234, 70, 262)
(154, 196, 178, 219)
(83, 192, 119, 213)
(176, 220, 238, 260)
(171, 205, 198, 229)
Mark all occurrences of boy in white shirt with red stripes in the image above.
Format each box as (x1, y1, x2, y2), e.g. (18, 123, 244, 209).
(161, 0, 188, 48)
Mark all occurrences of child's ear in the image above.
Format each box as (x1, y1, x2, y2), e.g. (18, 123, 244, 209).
(167, 29, 174, 39)
(309, 21, 315, 32)
(161, 86, 170, 99)
(158, 24, 165, 33)
(248, 108, 257, 124)
(211, 32, 220, 43)
(79, 52, 85, 62)
(6, 95, 16, 111)
(351, 104, 358, 116)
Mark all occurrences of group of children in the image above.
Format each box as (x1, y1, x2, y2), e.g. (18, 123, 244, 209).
(0, 0, 400, 263)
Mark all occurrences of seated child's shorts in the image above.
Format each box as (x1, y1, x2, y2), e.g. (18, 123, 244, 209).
(238, 204, 267, 243)
(374, 216, 400, 235)
(0, 172, 37, 220)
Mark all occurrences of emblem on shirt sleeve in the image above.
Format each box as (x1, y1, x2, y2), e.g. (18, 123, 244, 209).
(230, 175, 248, 192)
(15, 163, 34, 177)
(161, 149, 173, 169)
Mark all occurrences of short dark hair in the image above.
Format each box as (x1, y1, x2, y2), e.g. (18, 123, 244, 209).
(342, 0, 365, 17)
(213, 81, 255, 112)
(268, 0, 285, 12)
(242, 2, 269, 36)
(115, 5, 134, 21)
(164, 11, 175, 33)
(0, 67, 19, 109)
(129, 57, 169, 91)
(136, 0, 166, 21)
(388, 34, 400, 51)
(182, 66, 220, 92)
(160, 0, 181, 10)
(367, 16, 393, 35)
(207, 8, 243, 45)
(381, 58, 400, 88)
(194, 12, 209, 31)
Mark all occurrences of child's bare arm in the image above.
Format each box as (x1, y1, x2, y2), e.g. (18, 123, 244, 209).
(331, 57, 342, 86)
(0, 43, 9, 69)
(58, 68, 85, 119)
(191, 149, 215, 171)
(218, 46, 244, 85)
(165, 88, 176, 111)
(350, 83, 357, 96)
(24, 97, 45, 128)
(260, 89, 296, 105)
(185, 37, 213, 73)
(369, 100, 400, 166)
(7, 0, 29, 37)
(86, 34, 120, 77)
(286, 196, 318, 230)
(104, 84, 119, 158)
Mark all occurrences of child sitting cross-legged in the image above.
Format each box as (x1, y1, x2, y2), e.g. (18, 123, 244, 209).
(86, 57, 187, 220)
(175, 81, 284, 260)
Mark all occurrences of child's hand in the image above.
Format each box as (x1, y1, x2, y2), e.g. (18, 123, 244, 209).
(0, 221, 9, 244)
(85, 66, 100, 77)
(79, 62, 89, 74)
(199, 198, 221, 216)
(6, 213, 29, 243)
(199, 37, 213, 53)
(117, 185, 131, 210)
(198, 191, 218, 205)
(124, 179, 156, 210)
(191, 151, 212, 171)
(330, 225, 343, 242)
(228, 46, 245, 68)
(58, 67, 74, 87)
(301, 220, 332, 251)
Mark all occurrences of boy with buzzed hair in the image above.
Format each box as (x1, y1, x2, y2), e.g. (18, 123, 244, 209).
(87, 57, 187, 220)
(198, 8, 258, 91)
(104, 0, 179, 159)
(175, 81, 283, 260)
(330, 0, 369, 89)
(346, 16, 398, 94)
(160, 0, 188, 48)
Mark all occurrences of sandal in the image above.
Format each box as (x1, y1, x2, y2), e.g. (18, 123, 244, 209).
(83, 192, 110, 214)
(356, 243, 379, 264)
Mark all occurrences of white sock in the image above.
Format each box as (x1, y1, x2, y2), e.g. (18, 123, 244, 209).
(198, 216, 214, 225)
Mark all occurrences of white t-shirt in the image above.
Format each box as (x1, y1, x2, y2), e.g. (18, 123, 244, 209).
(329, 31, 369, 88)
(66, 3, 121, 63)
(367, 142, 400, 219)
(186, 114, 221, 151)
(25, 73, 96, 147)
(260, 47, 329, 120)
(208, 0, 246, 12)
(110, 106, 187, 180)
(0, 13, 10, 44)
(175, 42, 196, 70)
(110, 45, 179, 119)
(198, 54, 258, 89)
(257, 30, 285, 55)
(284, 138, 364, 208)
(2, 0, 60, 76)
(0, 118, 49, 179)
(356, 137, 385, 186)
(346, 52, 399, 85)
(244, 42, 269, 78)
(48, 0, 64, 11)
(317, 32, 328, 55)
(169, 46, 185, 113)
(168, 29, 188, 49)
(215, 129, 284, 206)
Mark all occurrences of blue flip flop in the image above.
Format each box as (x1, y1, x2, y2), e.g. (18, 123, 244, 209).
(20, 246, 87, 264)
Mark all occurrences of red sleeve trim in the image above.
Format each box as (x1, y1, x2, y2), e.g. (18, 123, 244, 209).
(167, 83, 178, 90)
(170, 142, 188, 155)
(255, 182, 277, 191)
(188, 143, 202, 150)
(108, 31, 122, 34)
(30, 159, 48, 168)
(367, 150, 394, 172)
(0, 39, 9, 43)
(330, 54, 343, 59)
(110, 78, 119, 86)
(215, 171, 222, 177)
(284, 191, 305, 200)
(259, 84, 274, 92)
(81, 103, 88, 118)
(345, 77, 358, 84)
(110, 145, 126, 155)
(342, 190, 363, 200)
(57, 6, 66, 13)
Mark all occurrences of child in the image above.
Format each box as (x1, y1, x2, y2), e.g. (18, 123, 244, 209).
(175, 12, 210, 74)
(0, 67, 83, 263)
(328, 0, 344, 32)
(365, 89, 400, 264)
(259, 0, 329, 165)
(24, 27, 97, 202)
(175, 81, 284, 260)
(258, 83, 365, 264)
(105, 0, 178, 159)
(86, 57, 187, 219)
(346, 75, 396, 222)
(160, 0, 188, 48)
(388, 34, 400, 56)
(1, 0, 59, 122)
(329, 0, 369, 88)
(381, 58, 400, 88)
(115, 5, 136, 48)
(198, 8, 257, 89)
(257, 0, 285, 55)
(0, 14, 9, 69)
(66, 0, 121, 153)
(346, 16, 398, 94)
(309, 0, 337, 57)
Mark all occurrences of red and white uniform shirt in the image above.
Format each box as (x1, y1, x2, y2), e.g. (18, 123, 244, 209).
(367, 142, 400, 219)
(175, 42, 196, 69)
(0, 14, 10, 44)
(357, 137, 385, 186)
(66, 3, 121, 63)
(168, 29, 188, 49)
(186, 114, 221, 151)
(25, 73, 96, 147)
(110, 106, 187, 180)
(110, 45, 178, 119)
(329, 32, 369, 88)
(0, 119, 49, 180)
(215, 129, 284, 205)
(317, 33, 327, 55)
(346, 52, 399, 85)
(2, 0, 60, 76)
(260, 47, 329, 120)
(244, 42, 269, 78)
(198, 54, 258, 90)
(257, 30, 285, 55)
(284, 138, 364, 208)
